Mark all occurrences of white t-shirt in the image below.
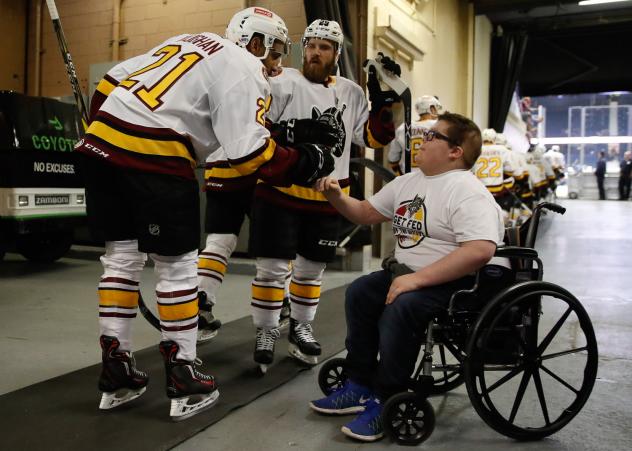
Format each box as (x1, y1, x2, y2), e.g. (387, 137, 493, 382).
(388, 118, 436, 174)
(368, 169, 506, 271)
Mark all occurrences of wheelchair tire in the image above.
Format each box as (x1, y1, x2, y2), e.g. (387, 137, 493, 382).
(382, 392, 435, 445)
(318, 357, 348, 395)
(464, 281, 598, 441)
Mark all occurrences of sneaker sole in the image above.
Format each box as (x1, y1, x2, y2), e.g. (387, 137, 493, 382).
(341, 425, 384, 442)
(309, 402, 365, 415)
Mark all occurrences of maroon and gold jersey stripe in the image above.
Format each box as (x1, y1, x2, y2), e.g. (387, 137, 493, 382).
(98, 289, 140, 308)
(228, 139, 276, 176)
(289, 281, 321, 299)
(157, 298, 198, 321)
(252, 284, 284, 302)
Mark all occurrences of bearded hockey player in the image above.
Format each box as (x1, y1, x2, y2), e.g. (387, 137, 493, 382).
(196, 10, 340, 343)
(247, 19, 400, 373)
(388, 95, 442, 175)
(76, 7, 334, 419)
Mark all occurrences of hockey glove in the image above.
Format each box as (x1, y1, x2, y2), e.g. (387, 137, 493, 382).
(366, 53, 401, 114)
(291, 143, 335, 187)
(271, 118, 339, 147)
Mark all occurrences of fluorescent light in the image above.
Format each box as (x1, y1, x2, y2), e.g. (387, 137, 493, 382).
(578, 0, 631, 6)
(531, 136, 632, 145)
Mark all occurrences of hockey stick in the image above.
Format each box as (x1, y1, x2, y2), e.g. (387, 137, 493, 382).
(363, 56, 412, 173)
(45, 0, 89, 129)
(46, 0, 161, 332)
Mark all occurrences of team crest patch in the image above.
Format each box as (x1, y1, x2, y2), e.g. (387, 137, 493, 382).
(148, 224, 160, 236)
(312, 100, 346, 157)
(393, 194, 428, 249)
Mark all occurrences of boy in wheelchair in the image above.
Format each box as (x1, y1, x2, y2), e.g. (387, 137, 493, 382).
(311, 112, 506, 442)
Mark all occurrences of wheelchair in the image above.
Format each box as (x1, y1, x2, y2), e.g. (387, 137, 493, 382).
(317, 202, 598, 445)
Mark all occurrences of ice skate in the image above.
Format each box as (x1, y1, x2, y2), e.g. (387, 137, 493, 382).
(288, 319, 321, 365)
(278, 297, 291, 330)
(197, 292, 222, 343)
(98, 335, 148, 410)
(159, 340, 219, 421)
(254, 327, 280, 374)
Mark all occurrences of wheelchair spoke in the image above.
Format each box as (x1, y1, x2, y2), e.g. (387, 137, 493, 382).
(537, 306, 572, 356)
(540, 364, 580, 395)
(541, 346, 588, 361)
(509, 369, 532, 424)
(439, 345, 448, 382)
(482, 364, 524, 395)
(532, 368, 551, 425)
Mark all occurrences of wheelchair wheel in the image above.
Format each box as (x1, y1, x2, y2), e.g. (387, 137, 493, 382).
(383, 392, 435, 445)
(318, 357, 347, 395)
(429, 341, 465, 395)
(465, 281, 598, 441)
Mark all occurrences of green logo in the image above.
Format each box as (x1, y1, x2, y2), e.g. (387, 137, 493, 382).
(48, 116, 63, 131)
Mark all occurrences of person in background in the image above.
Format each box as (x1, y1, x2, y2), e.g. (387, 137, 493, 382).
(595, 151, 606, 200)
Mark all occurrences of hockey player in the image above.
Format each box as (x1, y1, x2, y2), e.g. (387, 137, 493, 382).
(387, 95, 442, 175)
(77, 7, 334, 419)
(544, 144, 566, 181)
(197, 14, 340, 342)
(473, 128, 515, 213)
(248, 19, 400, 372)
(529, 144, 556, 200)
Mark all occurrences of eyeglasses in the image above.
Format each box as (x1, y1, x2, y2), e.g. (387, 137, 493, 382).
(421, 129, 460, 147)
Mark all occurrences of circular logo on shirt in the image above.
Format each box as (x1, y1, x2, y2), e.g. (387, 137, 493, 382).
(393, 194, 428, 249)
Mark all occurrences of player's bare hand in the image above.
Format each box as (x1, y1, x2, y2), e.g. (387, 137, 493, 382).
(386, 273, 421, 304)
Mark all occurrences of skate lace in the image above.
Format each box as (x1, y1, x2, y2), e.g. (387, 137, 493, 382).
(295, 322, 317, 343)
(127, 352, 147, 377)
(256, 327, 280, 351)
(191, 357, 212, 381)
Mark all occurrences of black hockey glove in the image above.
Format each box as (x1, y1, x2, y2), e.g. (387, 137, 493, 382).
(272, 118, 339, 147)
(366, 53, 401, 111)
(291, 143, 335, 187)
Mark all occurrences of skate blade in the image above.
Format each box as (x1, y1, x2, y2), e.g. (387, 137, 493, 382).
(99, 386, 146, 410)
(288, 344, 319, 365)
(197, 329, 219, 343)
(170, 389, 220, 421)
(258, 364, 269, 374)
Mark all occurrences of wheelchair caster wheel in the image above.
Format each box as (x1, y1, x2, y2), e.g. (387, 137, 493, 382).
(318, 357, 347, 395)
(383, 392, 435, 445)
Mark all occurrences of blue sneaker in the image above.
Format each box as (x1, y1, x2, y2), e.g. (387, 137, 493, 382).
(341, 398, 384, 442)
(309, 380, 372, 415)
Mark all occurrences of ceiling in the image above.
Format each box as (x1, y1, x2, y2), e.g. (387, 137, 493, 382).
(473, 0, 632, 96)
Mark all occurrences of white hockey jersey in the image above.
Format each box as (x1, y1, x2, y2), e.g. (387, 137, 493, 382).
(388, 118, 436, 174)
(543, 149, 565, 170)
(258, 67, 373, 209)
(78, 32, 274, 180)
(473, 144, 514, 194)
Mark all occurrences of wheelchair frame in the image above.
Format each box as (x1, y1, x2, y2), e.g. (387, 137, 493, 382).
(318, 202, 599, 445)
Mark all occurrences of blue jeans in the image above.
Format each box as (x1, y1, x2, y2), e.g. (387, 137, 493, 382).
(344, 269, 474, 399)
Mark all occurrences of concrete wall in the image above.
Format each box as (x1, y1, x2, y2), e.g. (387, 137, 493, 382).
(23, 0, 306, 98)
(0, 0, 27, 92)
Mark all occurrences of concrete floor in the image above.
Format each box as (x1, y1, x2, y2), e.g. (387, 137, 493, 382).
(1, 199, 631, 450)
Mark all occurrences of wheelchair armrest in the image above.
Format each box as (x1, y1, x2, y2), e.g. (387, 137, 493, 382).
(495, 246, 538, 259)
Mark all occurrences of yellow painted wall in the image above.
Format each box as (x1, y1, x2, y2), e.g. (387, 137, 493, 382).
(368, 0, 473, 116)
(25, 0, 306, 98)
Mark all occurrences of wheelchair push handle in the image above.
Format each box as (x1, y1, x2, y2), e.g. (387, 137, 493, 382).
(534, 202, 566, 216)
